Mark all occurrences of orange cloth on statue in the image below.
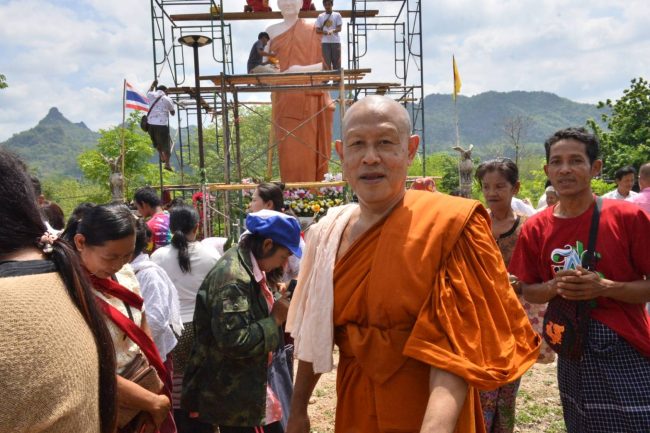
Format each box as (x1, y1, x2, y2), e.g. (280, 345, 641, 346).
(271, 19, 334, 182)
(332, 191, 541, 433)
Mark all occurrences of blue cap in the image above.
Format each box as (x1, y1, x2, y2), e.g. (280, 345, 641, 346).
(245, 210, 302, 258)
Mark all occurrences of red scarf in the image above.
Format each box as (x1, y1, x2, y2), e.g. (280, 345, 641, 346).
(89, 274, 168, 390)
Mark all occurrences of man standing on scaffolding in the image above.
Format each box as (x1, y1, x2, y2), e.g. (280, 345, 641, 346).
(315, 0, 342, 70)
(147, 80, 176, 171)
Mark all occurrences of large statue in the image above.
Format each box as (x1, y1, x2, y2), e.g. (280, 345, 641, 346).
(267, 0, 334, 182)
(453, 144, 474, 198)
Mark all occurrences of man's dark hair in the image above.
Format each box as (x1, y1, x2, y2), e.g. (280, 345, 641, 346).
(475, 157, 519, 187)
(156, 85, 168, 92)
(614, 165, 636, 181)
(323, 0, 333, 5)
(258, 32, 270, 40)
(544, 127, 600, 165)
(134, 186, 162, 207)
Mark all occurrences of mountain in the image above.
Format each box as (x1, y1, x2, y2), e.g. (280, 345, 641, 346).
(1, 91, 608, 178)
(423, 91, 606, 153)
(0, 107, 99, 177)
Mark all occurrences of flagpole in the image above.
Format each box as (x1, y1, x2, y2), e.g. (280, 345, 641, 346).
(454, 98, 461, 147)
(452, 55, 461, 147)
(120, 79, 126, 177)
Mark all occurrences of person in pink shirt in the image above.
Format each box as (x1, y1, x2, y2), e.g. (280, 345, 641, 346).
(134, 187, 171, 252)
(627, 162, 650, 213)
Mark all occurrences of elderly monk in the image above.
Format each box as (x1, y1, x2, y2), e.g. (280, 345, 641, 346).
(285, 96, 541, 433)
(266, 0, 334, 182)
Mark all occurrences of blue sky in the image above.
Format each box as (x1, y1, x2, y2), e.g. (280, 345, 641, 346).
(1, 0, 649, 141)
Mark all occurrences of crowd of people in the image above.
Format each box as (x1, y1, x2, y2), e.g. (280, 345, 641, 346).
(1, 95, 650, 433)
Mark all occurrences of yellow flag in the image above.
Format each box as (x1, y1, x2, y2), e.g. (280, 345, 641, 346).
(452, 55, 462, 101)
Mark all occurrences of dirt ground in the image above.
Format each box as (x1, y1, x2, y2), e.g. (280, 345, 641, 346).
(306, 350, 565, 433)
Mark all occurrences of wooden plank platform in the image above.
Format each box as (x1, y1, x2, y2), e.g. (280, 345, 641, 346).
(201, 69, 371, 87)
(170, 9, 379, 22)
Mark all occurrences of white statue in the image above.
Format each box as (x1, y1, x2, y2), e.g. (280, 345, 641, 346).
(263, 0, 334, 182)
(266, 0, 322, 73)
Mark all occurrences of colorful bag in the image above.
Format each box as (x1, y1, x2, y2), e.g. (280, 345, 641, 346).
(542, 197, 601, 360)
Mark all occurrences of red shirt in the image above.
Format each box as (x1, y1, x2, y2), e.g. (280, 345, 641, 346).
(509, 199, 650, 357)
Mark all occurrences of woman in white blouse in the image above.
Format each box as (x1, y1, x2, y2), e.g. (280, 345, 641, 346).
(151, 205, 220, 433)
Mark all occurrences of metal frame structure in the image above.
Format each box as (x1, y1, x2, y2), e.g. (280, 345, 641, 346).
(348, 0, 425, 172)
(148, 0, 425, 237)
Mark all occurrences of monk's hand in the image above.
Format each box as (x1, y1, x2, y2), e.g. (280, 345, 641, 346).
(556, 266, 610, 301)
(271, 293, 290, 326)
(286, 411, 310, 433)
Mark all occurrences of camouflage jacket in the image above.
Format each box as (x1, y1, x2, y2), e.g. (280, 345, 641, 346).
(181, 246, 282, 426)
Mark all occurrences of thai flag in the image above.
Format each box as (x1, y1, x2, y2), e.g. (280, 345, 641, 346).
(125, 82, 149, 112)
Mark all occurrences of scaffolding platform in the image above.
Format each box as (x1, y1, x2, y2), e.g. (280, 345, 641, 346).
(165, 69, 400, 95)
(170, 10, 379, 22)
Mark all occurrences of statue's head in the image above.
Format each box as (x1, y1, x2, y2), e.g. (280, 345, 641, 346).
(277, 0, 302, 18)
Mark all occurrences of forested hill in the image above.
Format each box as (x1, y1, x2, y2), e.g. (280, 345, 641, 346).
(0, 107, 99, 177)
(1, 91, 607, 178)
(423, 91, 606, 152)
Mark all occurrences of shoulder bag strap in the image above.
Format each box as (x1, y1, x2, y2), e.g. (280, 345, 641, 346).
(96, 297, 168, 383)
(582, 196, 602, 271)
(318, 13, 332, 31)
(147, 95, 163, 114)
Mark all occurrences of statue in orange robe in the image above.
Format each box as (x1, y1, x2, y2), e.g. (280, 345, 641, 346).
(267, 14, 334, 182)
(289, 191, 541, 432)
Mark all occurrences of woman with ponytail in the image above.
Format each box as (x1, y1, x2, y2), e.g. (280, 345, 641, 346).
(151, 205, 220, 433)
(0, 149, 116, 433)
(69, 203, 172, 433)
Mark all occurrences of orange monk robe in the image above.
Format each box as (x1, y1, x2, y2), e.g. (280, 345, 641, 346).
(333, 191, 541, 433)
(271, 19, 334, 182)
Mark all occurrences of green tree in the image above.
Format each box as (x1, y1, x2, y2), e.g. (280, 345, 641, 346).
(587, 77, 650, 179)
(42, 176, 109, 216)
(78, 112, 180, 199)
(0, 73, 7, 89)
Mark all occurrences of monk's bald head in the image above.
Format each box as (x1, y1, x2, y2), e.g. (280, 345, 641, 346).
(342, 96, 412, 142)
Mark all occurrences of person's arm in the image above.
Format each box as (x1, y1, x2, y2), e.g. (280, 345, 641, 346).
(419, 367, 468, 433)
(137, 270, 170, 347)
(285, 360, 322, 433)
(116, 375, 170, 429)
(315, 16, 325, 34)
(163, 96, 175, 116)
(555, 266, 650, 303)
(211, 283, 282, 359)
(521, 277, 562, 303)
(149, 79, 158, 91)
(523, 266, 650, 304)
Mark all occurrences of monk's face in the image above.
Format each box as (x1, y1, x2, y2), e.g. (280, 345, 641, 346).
(336, 99, 419, 211)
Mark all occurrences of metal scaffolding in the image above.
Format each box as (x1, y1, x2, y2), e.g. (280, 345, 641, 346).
(148, 0, 425, 237)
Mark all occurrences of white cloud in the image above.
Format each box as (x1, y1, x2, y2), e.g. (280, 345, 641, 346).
(1, 0, 649, 141)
